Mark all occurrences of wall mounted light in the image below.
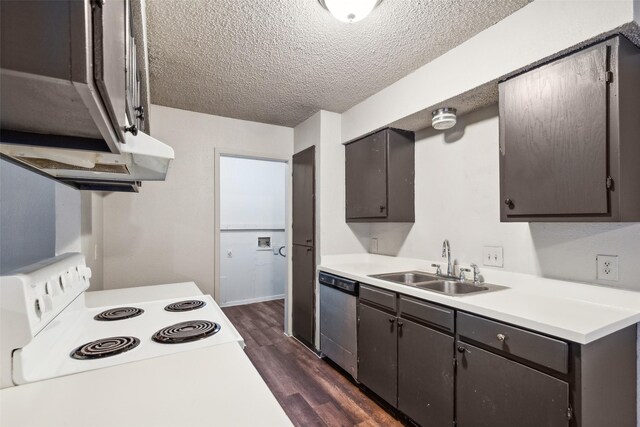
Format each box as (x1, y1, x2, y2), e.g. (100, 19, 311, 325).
(318, 0, 382, 23)
(431, 108, 457, 130)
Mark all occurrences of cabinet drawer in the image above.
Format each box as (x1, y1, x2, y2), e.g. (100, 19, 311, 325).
(457, 312, 568, 374)
(399, 295, 454, 333)
(360, 284, 396, 312)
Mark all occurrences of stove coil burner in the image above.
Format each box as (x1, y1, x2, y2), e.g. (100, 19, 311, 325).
(152, 320, 220, 344)
(94, 307, 144, 321)
(71, 336, 140, 360)
(164, 300, 206, 312)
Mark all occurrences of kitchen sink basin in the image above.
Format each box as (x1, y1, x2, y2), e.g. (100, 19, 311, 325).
(370, 271, 507, 296)
(416, 280, 488, 295)
(369, 271, 440, 285)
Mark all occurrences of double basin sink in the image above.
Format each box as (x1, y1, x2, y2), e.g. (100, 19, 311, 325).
(369, 271, 506, 296)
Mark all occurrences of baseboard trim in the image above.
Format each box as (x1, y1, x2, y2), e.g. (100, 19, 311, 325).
(220, 294, 285, 308)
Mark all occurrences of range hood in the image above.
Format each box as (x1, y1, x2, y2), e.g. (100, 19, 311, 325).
(0, 129, 174, 188)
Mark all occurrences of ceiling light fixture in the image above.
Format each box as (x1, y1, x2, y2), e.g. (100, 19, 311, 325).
(318, 0, 382, 23)
(431, 108, 457, 130)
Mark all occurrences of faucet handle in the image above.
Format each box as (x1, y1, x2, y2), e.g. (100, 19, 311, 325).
(431, 263, 442, 276)
(470, 263, 483, 284)
(459, 267, 471, 281)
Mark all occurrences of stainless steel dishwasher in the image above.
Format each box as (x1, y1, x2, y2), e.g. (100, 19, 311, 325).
(319, 271, 358, 380)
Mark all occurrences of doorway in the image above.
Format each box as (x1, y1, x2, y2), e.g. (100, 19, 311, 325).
(215, 153, 289, 322)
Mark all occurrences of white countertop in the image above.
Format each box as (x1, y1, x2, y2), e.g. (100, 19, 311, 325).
(85, 282, 203, 307)
(319, 254, 640, 344)
(0, 343, 292, 427)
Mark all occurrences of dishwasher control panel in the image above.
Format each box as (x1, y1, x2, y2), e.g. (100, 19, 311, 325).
(319, 272, 358, 295)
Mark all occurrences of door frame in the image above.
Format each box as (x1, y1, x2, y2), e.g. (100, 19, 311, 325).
(214, 148, 292, 334)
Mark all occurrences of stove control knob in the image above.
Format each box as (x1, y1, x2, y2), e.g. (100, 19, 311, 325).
(83, 266, 92, 280)
(58, 275, 66, 292)
(34, 297, 45, 318)
(45, 281, 54, 296)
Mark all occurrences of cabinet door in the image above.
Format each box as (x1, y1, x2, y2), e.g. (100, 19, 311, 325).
(456, 343, 569, 427)
(398, 319, 454, 427)
(292, 244, 315, 347)
(292, 146, 315, 246)
(358, 303, 397, 406)
(346, 131, 388, 219)
(92, 0, 127, 143)
(500, 44, 608, 217)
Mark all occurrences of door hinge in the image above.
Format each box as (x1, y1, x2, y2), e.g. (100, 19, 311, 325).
(606, 176, 614, 190)
(605, 71, 613, 83)
(567, 406, 573, 421)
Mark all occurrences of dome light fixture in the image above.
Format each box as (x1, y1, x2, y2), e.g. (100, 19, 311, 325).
(318, 0, 382, 23)
(431, 108, 457, 130)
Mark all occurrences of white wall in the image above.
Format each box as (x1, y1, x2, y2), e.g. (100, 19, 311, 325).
(220, 157, 286, 230)
(318, 111, 370, 257)
(54, 183, 81, 255)
(0, 159, 56, 273)
(341, 0, 637, 142)
(369, 106, 640, 292)
(219, 157, 287, 306)
(0, 159, 101, 290)
(293, 110, 370, 259)
(102, 105, 293, 296)
(80, 192, 104, 291)
(220, 230, 286, 306)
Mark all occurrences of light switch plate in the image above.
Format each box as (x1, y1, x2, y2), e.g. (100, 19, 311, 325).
(596, 255, 618, 281)
(483, 246, 504, 267)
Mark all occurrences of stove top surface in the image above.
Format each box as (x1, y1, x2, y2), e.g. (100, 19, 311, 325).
(13, 294, 244, 385)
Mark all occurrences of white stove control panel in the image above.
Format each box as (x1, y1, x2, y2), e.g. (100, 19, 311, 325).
(0, 253, 90, 388)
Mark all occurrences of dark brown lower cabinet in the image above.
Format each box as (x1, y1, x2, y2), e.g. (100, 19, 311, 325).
(355, 284, 636, 427)
(397, 319, 454, 427)
(357, 303, 397, 406)
(291, 244, 315, 347)
(456, 343, 569, 427)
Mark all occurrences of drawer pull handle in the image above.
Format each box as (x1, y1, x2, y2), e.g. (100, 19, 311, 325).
(497, 333, 506, 342)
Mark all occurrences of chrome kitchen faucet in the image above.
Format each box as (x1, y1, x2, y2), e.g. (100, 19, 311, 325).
(442, 239, 453, 278)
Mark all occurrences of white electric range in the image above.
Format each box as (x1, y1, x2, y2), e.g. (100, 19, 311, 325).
(0, 252, 244, 388)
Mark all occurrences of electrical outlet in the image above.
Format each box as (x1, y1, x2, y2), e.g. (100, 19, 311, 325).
(596, 255, 618, 281)
(370, 238, 379, 254)
(483, 246, 504, 267)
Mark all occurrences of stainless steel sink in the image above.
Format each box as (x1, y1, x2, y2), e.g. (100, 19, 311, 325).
(369, 271, 440, 285)
(416, 280, 506, 296)
(370, 271, 507, 296)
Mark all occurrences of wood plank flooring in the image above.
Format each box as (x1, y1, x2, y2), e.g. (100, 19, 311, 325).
(223, 299, 402, 427)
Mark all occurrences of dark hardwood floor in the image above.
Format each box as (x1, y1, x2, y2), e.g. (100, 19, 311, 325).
(223, 299, 402, 427)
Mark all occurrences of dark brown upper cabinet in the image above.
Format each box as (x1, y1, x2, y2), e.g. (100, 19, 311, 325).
(345, 128, 415, 222)
(499, 35, 640, 222)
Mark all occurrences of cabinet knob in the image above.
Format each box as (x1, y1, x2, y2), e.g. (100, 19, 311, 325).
(379, 205, 386, 213)
(497, 333, 506, 342)
(457, 346, 466, 353)
(397, 321, 403, 328)
(504, 198, 514, 209)
(388, 318, 395, 324)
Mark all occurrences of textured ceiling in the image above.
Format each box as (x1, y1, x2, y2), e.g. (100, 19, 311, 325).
(146, 0, 531, 127)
